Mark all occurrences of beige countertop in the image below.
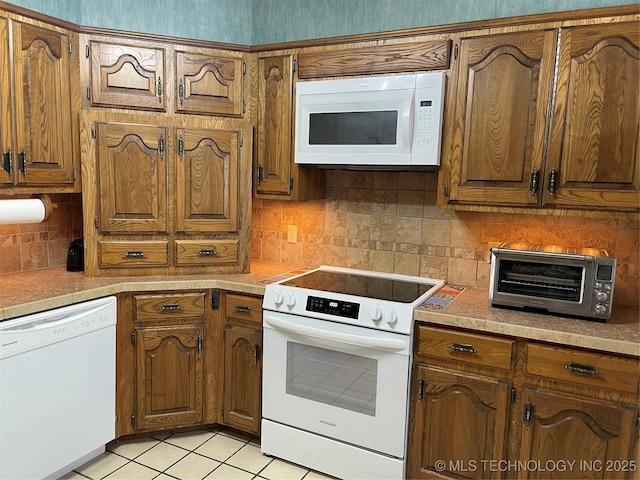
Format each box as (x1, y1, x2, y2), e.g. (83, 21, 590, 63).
(2, 263, 638, 357)
(415, 287, 640, 357)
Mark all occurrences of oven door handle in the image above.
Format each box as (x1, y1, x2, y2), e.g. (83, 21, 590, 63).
(264, 315, 409, 351)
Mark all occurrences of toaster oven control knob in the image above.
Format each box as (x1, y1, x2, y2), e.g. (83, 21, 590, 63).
(596, 291, 608, 302)
(595, 304, 607, 315)
(285, 294, 297, 308)
(371, 306, 382, 322)
(386, 309, 398, 325)
(273, 291, 284, 306)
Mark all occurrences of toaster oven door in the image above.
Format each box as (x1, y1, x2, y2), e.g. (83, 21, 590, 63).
(490, 253, 592, 305)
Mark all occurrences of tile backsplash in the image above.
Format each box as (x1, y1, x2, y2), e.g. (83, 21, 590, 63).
(0, 193, 83, 275)
(251, 170, 640, 307)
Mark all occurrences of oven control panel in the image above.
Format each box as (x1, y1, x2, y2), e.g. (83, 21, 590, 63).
(306, 296, 360, 319)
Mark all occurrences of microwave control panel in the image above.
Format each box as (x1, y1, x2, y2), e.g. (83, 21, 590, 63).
(412, 72, 446, 160)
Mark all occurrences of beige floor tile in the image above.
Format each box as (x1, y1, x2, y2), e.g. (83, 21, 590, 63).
(165, 430, 216, 451)
(164, 452, 220, 480)
(204, 464, 254, 480)
(103, 461, 158, 480)
(135, 442, 189, 471)
(218, 428, 253, 443)
(260, 458, 308, 480)
(226, 444, 272, 474)
(58, 470, 89, 480)
(74, 451, 129, 479)
(195, 434, 246, 462)
(107, 437, 160, 460)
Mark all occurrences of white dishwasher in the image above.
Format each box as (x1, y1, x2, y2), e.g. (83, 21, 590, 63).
(0, 296, 117, 480)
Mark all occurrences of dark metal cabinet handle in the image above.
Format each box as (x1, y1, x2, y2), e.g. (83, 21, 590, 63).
(160, 304, 183, 312)
(123, 251, 146, 258)
(18, 149, 26, 174)
(448, 343, 477, 354)
(254, 344, 260, 364)
(178, 79, 184, 104)
(2, 149, 12, 174)
(564, 362, 600, 376)
(547, 167, 558, 194)
(157, 78, 163, 99)
(530, 169, 539, 195)
(234, 305, 252, 314)
(198, 249, 218, 257)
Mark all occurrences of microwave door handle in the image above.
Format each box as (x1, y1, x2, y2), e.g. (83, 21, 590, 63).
(264, 315, 408, 351)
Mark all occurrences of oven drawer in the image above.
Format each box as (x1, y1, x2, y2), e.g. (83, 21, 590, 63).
(416, 324, 514, 370)
(526, 342, 639, 394)
(225, 293, 262, 324)
(135, 292, 206, 321)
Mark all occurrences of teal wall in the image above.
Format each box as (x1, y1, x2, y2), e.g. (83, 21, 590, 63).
(252, 0, 639, 44)
(4, 0, 638, 45)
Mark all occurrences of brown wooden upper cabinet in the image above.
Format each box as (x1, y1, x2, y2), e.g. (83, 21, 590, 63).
(256, 54, 294, 197)
(255, 53, 326, 201)
(1, 17, 78, 189)
(89, 40, 166, 111)
(174, 50, 244, 116)
(445, 22, 639, 211)
(175, 126, 239, 234)
(446, 29, 557, 208)
(87, 38, 245, 117)
(546, 22, 639, 210)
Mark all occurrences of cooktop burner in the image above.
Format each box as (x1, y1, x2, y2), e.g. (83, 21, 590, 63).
(280, 269, 436, 303)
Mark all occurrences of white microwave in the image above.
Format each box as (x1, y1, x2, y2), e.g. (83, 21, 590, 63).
(294, 72, 445, 170)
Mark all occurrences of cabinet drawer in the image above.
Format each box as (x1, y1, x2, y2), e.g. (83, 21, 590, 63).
(526, 343, 640, 394)
(225, 293, 262, 324)
(135, 293, 206, 321)
(99, 241, 168, 267)
(175, 240, 238, 265)
(416, 325, 514, 370)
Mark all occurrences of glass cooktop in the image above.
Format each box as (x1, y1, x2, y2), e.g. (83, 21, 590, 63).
(280, 269, 436, 303)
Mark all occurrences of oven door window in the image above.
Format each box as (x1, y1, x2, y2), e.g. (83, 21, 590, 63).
(497, 259, 584, 302)
(286, 342, 377, 416)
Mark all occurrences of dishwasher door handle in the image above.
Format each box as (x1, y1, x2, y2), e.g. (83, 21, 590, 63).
(264, 315, 408, 351)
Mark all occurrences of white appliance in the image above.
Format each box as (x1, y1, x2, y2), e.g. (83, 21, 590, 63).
(261, 266, 444, 479)
(0, 296, 117, 480)
(294, 72, 446, 170)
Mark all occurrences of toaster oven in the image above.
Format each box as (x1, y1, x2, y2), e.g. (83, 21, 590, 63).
(489, 243, 616, 321)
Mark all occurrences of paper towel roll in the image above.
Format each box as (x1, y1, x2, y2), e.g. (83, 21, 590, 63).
(0, 197, 53, 225)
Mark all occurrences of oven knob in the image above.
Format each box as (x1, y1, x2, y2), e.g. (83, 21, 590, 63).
(387, 310, 398, 325)
(596, 291, 608, 302)
(273, 291, 284, 306)
(595, 304, 607, 315)
(286, 294, 297, 308)
(371, 306, 382, 322)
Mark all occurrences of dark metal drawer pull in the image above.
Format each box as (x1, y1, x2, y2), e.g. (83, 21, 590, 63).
(235, 305, 252, 314)
(564, 362, 600, 376)
(161, 304, 183, 312)
(198, 249, 219, 257)
(123, 251, 146, 258)
(448, 343, 477, 354)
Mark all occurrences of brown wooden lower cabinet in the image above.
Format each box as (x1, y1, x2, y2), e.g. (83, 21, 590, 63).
(408, 324, 640, 480)
(116, 290, 219, 435)
(518, 387, 638, 480)
(135, 324, 205, 430)
(221, 292, 263, 434)
(408, 365, 511, 479)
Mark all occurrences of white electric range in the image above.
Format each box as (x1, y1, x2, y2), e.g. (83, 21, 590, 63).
(261, 265, 445, 479)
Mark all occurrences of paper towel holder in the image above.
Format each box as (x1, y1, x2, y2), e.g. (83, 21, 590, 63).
(0, 194, 57, 225)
